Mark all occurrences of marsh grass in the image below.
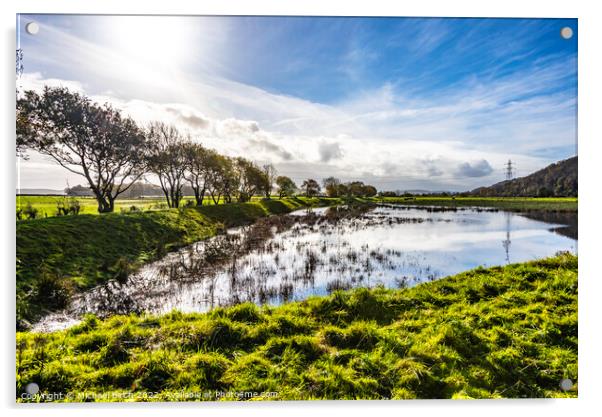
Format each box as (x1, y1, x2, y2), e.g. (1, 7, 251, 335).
(16, 253, 577, 401)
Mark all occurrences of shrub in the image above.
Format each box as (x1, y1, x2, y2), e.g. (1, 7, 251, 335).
(33, 268, 74, 310)
(23, 202, 38, 219)
(112, 257, 133, 284)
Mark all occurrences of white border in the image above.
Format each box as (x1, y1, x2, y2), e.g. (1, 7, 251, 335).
(2, 1, 601, 416)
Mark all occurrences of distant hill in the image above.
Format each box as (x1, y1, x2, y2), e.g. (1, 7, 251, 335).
(471, 156, 577, 197)
(17, 188, 65, 195)
(402, 189, 432, 195)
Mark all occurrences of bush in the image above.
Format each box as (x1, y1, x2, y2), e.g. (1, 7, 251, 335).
(112, 257, 133, 284)
(32, 268, 74, 310)
(55, 197, 81, 216)
(23, 202, 38, 219)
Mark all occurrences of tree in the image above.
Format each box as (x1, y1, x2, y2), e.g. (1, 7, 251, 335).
(275, 176, 297, 198)
(17, 87, 148, 212)
(261, 164, 277, 199)
(362, 184, 377, 197)
(347, 181, 366, 197)
(183, 142, 213, 206)
(145, 122, 188, 208)
(205, 154, 236, 204)
(234, 157, 268, 203)
(322, 177, 341, 197)
(301, 179, 321, 197)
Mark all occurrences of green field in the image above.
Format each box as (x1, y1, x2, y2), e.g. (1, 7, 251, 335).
(16, 253, 577, 401)
(16, 195, 234, 218)
(17, 195, 578, 220)
(377, 196, 577, 211)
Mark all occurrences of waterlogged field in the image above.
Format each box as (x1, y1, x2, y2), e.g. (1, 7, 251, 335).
(16, 253, 578, 401)
(16, 199, 579, 401)
(34, 204, 577, 332)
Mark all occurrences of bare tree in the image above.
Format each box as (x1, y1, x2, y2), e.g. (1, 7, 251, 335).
(17, 87, 147, 212)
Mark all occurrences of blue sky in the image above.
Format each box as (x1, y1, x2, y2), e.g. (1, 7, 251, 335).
(17, 15, 577, 191)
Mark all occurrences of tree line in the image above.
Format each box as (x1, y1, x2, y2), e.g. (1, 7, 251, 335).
(17, 87, 379, 213)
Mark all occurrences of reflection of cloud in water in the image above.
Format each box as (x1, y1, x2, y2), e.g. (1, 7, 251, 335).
(33, 205, 577, 332)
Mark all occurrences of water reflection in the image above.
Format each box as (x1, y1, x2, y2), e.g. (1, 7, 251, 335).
(34, 204, 577, 332)
(503, 212, 512, 263)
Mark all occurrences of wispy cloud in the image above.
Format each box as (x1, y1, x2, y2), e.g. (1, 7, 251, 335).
(17, 15, 577, 191)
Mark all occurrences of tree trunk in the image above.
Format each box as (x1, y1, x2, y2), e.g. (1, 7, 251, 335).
(193, 187, 206, 206)
(94, 191, 114, 213)
(162, 187, 172, 208)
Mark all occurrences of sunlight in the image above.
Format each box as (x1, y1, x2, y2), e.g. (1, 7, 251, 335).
(106, 16, 197, 71)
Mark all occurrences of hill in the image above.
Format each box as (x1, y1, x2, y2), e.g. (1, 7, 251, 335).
(471, 156, 577, 197)
(16, 188, 65, 195)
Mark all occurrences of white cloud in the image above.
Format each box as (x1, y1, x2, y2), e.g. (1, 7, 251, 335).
(17, 16, 575, 194)
(455, 160, 494, 178)
(17, 72, 555, 191)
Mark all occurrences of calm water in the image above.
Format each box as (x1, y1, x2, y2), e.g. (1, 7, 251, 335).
(33, 205, 577, 332)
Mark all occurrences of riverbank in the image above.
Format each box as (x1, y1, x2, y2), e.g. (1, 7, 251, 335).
(16, 197, 577, 327)
(16, 197, 343, 327)
(16, 253, 577, 401)
(376, 196, 577, 211)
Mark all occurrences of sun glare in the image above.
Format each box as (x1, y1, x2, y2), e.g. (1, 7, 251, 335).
(107, 16, 195, 71)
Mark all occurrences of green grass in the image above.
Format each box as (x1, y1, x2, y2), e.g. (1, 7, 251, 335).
(16, 195, 266, 218)
(17, 195, 577, 219)
(16, 197, 342, 327)
(375, 196, 577, 211)
(16, 253, 577, 401)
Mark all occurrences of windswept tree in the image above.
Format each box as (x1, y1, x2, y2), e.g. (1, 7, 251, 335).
(183, 142, 213, 206)
(261, 164, 277, 199)
(145, 122, 188, 208)
(17, 87, 147, 213)
(276, 176, 297, 198)
(301, 178, 321, 197)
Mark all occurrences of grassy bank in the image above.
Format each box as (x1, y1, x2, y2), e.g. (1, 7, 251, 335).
(17, 195, 577, 220)
(376, 196, 577, 211)
(16, 195, 286, 218)
(16, 253, 577, 401)
(16, 197, 341, 327)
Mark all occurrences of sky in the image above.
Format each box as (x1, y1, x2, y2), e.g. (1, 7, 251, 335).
(16, 15, 578, 192)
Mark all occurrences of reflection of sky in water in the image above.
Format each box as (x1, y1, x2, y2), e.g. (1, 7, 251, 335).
(34, 206, 577, 332)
